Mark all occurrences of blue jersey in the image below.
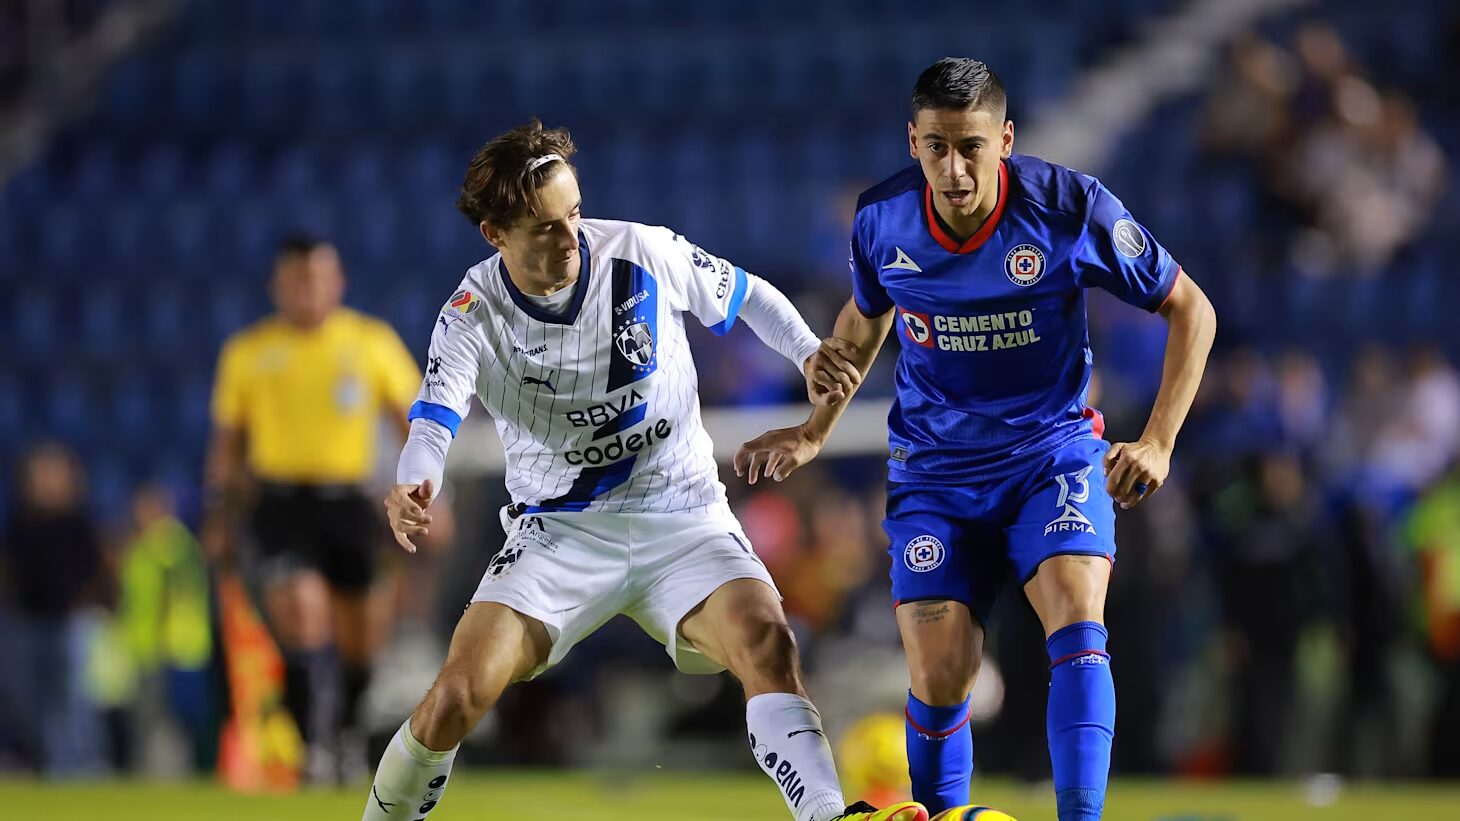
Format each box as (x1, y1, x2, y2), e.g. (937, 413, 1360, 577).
(852, 154, 1179, 483)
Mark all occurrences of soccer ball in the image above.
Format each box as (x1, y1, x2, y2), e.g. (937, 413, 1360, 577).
(836, 712, 910, 806)
(958, 808, 1018, 820)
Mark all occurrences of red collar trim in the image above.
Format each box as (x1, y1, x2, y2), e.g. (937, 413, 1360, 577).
(924, 160, 1009, 254)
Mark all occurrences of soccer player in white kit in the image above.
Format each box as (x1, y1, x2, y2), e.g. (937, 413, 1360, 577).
(360, 121, 927, 821)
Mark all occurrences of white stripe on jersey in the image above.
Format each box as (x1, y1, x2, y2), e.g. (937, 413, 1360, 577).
(409, 219, 751, 514)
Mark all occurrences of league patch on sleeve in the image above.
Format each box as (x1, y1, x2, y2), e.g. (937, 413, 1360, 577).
(445, 289, 481, 315)
(1111, 219, 1146, 257)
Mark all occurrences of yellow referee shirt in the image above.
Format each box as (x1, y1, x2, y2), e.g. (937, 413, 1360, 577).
(210, 308, 421, 484)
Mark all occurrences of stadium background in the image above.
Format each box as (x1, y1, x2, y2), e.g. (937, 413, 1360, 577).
(3, 0, 1460, 818)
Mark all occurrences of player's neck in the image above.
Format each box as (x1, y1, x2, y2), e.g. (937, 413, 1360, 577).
(280, 311, 333, 333)
(931, 176, 1001, 242)
(502, 251, 581, 297)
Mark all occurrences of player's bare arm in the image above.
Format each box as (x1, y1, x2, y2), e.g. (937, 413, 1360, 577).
(201, 425, 248, 561)
(735, 297, 895, 484)
(384, 479, 436, 554)
(804, 336, 865, 405)
(1103, 272, 1216, 508)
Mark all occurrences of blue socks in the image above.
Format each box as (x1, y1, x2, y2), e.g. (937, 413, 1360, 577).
(1046, 621, 1115, 821)
(905, 691, 972, 813)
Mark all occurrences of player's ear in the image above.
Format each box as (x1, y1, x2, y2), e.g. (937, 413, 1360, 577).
(1001, 119, 1014, 158)
(479, 220, 504, 249)
(907, 121, 919, 160)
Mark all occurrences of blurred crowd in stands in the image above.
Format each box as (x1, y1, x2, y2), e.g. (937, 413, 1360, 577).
(1204, 22, 1447, 277)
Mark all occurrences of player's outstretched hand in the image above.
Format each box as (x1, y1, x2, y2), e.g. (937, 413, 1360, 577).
(803, 338, 863, 406)
(385, 479, 435, 554)
(1103, 438, 1170, 509)
(734, 425, 823, 484)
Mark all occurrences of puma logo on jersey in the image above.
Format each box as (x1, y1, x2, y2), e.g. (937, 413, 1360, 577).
(883, 247, 922, 272)
(522, 371, 557, 393)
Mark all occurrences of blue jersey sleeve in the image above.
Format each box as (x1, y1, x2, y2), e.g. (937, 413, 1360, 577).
(1072, 181, 1179, 312)
(850, 214, 894, 316)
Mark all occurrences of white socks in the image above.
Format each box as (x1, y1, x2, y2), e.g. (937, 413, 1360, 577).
(746, 693, 846, 821)
(365, 698, 846, 821)
(361, 720, 458, 821)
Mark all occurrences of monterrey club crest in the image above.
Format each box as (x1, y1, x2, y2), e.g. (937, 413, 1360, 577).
(615, 321, 655, 367)
(904, 534, 945, 573)
(1004, 244, 1046, 287)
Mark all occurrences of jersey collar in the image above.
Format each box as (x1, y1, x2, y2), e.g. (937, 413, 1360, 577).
(923, 159, 1009, 254)
(499, 231, 593, 325)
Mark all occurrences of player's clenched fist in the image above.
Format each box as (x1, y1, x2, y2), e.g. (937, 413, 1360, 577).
(735, 425, 824, 484)
(384, 479, 435, 554)
(1103, 438, 1171, 509)
(803, 338, 863, 406)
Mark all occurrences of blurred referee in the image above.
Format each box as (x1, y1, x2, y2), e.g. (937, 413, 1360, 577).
(203, 234, 421, 783)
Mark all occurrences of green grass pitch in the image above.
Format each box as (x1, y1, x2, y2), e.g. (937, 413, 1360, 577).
(4, 771, 1457, 820)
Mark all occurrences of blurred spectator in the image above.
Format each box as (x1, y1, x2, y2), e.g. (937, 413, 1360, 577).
(1369, 347, 1460, 495)
(1212, 451, 1325, 775)
(1292, 21, 1355, 122)
(1207, 21, 1448, 277)
(777, 485, 877, 633)
(0, 443, 110, 775)
(116, 484, 217, 776)
(1200, 33, 1297, 164)
(1273, 349, 1329, 459)
(1289, 83, 1446, 274)
(1406, 466, 1460, 777)
(1322, 345, 1396, 485)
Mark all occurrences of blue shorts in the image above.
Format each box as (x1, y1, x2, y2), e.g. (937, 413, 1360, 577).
(884, 437, 1116, 627)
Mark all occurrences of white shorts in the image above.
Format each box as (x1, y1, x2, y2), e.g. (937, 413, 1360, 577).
(471, 502, 777, 679)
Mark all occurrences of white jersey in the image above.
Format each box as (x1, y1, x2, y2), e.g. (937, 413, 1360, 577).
(409, 219, 749, 514)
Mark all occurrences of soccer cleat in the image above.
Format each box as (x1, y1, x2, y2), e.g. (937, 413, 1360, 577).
(930, 806, 1018, 820)
(836, 800, 930, 821)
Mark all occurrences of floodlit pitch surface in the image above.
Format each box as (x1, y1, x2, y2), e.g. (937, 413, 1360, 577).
(4, 772, 1457, 820)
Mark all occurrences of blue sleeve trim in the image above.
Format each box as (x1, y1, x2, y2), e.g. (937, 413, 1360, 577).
(854, 291, 895, 318)
(1144, 261, 1181, 313)
(408, 401, 462, 437)
(708, 265, 749, 336)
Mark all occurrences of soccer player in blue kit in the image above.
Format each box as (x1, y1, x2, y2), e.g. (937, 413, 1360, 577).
(737, 58, 1216, 820)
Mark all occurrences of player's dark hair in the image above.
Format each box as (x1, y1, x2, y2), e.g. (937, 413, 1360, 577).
(275, 232, 330, 258)
(457, 119, 578, 228)
(911, 58, 1007, 119)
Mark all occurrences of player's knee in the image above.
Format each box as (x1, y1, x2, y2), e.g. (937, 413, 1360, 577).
(1042, 589, 1104, 634)
(909, 644, 982, 705)
(729, 616, 802, 691)
(416, 668, 502, 741)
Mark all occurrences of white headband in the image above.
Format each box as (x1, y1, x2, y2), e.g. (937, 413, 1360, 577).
(527, 154, 562, 172)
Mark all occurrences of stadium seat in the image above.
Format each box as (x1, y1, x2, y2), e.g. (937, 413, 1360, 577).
(136, 143, 187, 200)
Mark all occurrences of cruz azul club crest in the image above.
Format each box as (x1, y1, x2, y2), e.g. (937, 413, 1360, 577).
(1004, 244, 1046, 287)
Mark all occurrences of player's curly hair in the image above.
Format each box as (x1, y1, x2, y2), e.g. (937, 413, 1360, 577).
(911, 58, 1007, 119)
(456, 119, 578, 228)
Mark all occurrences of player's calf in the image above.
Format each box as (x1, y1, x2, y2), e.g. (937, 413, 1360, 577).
(1026, 556, 1115, 820)
(896, 600, 983, 814)
(1043, 621, 1114, 821)
(361, 602, 548, 821)
(681, 579, 849, 821)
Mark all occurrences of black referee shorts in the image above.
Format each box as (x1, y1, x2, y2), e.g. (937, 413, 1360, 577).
(250, 483, 381, 592)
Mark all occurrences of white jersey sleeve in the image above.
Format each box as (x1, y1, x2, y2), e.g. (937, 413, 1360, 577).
(638, 225, 749, 336)
(407, 284, 492, 437)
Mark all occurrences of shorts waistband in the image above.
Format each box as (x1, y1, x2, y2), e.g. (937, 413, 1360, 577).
(258, 481, 364, 500)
